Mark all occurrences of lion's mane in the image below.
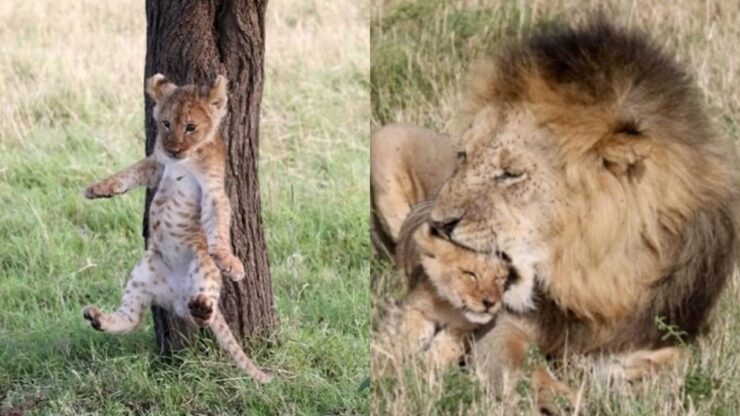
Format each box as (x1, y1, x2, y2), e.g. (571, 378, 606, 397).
(459, 18, 739, 352)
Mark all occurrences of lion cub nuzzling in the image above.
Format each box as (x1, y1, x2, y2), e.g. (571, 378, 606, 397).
(393, 221, 509, 369)
(82, 74, 271, 383)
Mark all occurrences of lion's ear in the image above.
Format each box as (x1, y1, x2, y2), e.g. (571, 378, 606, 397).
(146, 73, 177, 103)
(596, 121, 652, 176)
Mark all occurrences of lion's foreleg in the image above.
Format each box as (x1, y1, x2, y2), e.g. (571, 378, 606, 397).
(596, 346, 687, 383)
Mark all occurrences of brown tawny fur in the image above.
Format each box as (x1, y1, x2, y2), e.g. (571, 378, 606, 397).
(378, 202, 510, 371)
(371, 124, 461, 259)
(426, 18, 740, 389)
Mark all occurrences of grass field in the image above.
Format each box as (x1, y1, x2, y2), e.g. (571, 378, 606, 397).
(0, 1, 369, 415)
(371, 0, 740, 415)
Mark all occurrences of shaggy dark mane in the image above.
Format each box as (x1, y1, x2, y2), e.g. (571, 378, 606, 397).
(529, 19, 683, 96)
(462, 17, 740, 354)
(464, 17, 715, 147)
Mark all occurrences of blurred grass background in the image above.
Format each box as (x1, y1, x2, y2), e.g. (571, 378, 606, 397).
(371, 0, 740, 415)
(0, 0, 369, 414)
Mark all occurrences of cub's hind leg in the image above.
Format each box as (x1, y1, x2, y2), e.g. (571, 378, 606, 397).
(83, 253, 166, 334)
(185, 251, 272, 383)
(186, 250, 223, 327)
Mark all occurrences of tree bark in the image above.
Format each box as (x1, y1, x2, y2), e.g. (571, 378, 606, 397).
(143, 0, 276, 354)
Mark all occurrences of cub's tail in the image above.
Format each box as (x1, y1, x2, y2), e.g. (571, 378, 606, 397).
(210, 310, 273, 383)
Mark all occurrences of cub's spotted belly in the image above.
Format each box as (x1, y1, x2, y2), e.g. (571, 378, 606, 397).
(149, 173, 205, 265)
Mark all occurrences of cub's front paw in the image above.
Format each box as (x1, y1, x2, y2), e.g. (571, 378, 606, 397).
(84, 180, 123, 199)
(533, 368, 575, 416)
(82, 305, 105, 331)
(211, 248, 245, 281)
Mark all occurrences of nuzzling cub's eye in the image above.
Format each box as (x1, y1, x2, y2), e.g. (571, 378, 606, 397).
(185, 123, 197, 133)
(161, 120, 170, 130)
(462, 270, 478, 281)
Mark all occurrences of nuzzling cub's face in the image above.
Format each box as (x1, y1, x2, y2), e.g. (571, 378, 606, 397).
(146, 74, 229, 160)
(415, 223, 511, 324)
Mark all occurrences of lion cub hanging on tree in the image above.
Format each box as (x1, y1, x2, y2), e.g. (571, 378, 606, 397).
(82, 74, 272, 383)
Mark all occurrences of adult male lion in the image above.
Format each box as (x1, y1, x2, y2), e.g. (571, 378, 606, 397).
(372, 18, 740, 390)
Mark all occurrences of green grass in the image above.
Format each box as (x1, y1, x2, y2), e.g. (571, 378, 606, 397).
(371, 0, 740, 414)
(0, 0, 369, 414)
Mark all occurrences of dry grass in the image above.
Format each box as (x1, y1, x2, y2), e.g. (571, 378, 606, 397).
(371, 0, 740, 414)
(0, 0, 144, 156)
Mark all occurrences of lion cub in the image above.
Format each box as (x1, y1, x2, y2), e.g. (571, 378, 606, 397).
(394, 222, 509, 369)
(81, 74, 271, 383)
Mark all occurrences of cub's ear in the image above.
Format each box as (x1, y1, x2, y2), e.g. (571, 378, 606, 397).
(146, 73, 177, 103)
(415, 223, 440, 256)
(595, 121, 652, 176)
(209, 74, 228, 114)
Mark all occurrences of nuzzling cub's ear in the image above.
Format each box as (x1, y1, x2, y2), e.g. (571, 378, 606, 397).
(415, 223, 443, 257)
(596, 119, 652, 176)
(209, 75, 228, 117)
(146, 74, 178, 103)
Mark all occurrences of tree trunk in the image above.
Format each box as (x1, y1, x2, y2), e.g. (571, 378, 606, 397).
(143, 0, 276, 354)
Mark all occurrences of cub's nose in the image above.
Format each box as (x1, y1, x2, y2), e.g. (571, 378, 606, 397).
(429, 217, 460, 239)
(482, 298, 496, 309)
(166, 145, 185, 157)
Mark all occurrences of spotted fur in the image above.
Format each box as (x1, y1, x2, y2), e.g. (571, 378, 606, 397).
(82, 74, 271, 383)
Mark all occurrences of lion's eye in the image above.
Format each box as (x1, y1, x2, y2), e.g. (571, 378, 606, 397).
(456, 151, 467, 164)
(495, 169, 524, 182)
(462, 270, 478, 281)
(185, 123, 197, 133)
(162, 120, 170, 130)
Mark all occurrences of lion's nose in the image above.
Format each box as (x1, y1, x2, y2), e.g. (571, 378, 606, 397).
(482, 298, 496, 309)
(429, 217, 460, 239)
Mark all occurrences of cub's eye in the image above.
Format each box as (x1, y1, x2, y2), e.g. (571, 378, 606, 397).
(456, 151, 467, 164)
(161, 120, 170, 129)
(185, 123, 197, 133)
(494, 169, 524, 182)
(462, 270, 478, 281)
